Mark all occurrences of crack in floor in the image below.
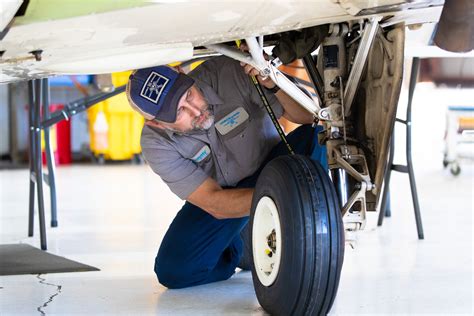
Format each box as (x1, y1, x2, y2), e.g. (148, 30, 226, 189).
(36, 274, 62, 315)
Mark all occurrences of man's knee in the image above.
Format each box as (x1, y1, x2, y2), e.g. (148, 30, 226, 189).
(154, 253, 193, 289)
(154, 246, 238, 289)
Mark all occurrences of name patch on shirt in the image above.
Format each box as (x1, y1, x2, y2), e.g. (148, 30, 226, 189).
(215, 107, 249, 136)
(191, 145, 211, 163)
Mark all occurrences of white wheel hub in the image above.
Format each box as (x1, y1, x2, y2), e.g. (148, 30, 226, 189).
(252, 196, 282, 286)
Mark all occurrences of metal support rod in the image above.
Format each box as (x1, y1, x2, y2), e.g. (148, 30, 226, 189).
(377, 135, 395, 226)
(246, 37, 268, 71)
(41, 85, 126, 129)
(407, 57, 424, 240)
(33, 79, 47, 250)
(205, 43, 259, 69)
(27, 81, 35, 237)
(385, 189, 391, 217)
(302, 54, 324, 101)
(331, 168, 349, 207)
(42, 78, 58, 227)
(343, 17, 379, 116)
(247, 37, 322, 115)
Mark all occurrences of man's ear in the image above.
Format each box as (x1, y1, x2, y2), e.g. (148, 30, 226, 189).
(145, 120, 164, 129)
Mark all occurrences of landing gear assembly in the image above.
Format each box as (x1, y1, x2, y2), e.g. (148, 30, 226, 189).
(209, 17, 404, 315)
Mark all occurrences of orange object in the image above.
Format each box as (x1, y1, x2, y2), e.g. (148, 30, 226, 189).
(458, 117, 474, 131)
(278, 60, 315, 134)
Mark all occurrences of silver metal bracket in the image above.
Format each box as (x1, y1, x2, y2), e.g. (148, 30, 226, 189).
(331, 145, 373, 233)
(334, 148, 373, 189)
(342, 181, 368, 230)
(318, 103, 342, 124)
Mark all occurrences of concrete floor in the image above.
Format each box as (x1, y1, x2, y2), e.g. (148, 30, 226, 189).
(0, 85, 473, 315)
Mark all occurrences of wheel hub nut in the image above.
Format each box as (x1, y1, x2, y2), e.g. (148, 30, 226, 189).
(267, 229, 277, 253)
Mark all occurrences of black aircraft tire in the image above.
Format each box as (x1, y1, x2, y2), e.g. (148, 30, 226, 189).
(250, 155, 345, 316)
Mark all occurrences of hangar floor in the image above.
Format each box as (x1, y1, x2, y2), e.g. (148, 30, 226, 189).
(1, 85, 472, 315)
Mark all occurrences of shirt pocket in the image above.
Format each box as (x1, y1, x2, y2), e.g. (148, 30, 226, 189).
(219, 119, 249, 141)
(215, 106, 250, 140)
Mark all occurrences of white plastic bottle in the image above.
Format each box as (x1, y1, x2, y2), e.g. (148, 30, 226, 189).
(93, 111, 108, 152)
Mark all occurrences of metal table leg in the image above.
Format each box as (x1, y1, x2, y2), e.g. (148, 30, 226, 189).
(33, 79, 47, 250)
(42, 78, 58, 227)
(378, 135, 395, 226)
(376, 58, 424, 240)
(406, 58, 424, 240)
(27, 81, 36, 237)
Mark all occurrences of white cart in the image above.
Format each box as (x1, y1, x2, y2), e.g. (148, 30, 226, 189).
(443, 105, 474, 175)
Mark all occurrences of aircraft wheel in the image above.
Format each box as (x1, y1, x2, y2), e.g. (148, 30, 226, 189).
(250, 155, 345, 316)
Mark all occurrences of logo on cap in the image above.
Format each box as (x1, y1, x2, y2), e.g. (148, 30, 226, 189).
(140, 71, 169, 104)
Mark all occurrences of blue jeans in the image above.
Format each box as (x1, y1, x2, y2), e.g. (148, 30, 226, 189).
(154, 125, 327, 289)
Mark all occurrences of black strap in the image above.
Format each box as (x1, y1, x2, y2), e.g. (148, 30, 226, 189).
(249, 76, 295, 155)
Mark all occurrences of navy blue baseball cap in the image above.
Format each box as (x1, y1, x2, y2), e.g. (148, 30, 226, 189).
(126, 65, 194, 122)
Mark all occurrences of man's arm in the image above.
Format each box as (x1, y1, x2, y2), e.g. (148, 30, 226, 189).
(241, 64, 314, 125)
(187, 177, 254, 219)
(274, 89, 314, 124)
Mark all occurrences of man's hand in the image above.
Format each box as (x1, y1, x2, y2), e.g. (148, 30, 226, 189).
(238, 43, 276, 89)
(240, 61, 276, 89)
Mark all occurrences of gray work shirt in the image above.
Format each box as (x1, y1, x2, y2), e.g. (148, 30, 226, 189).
(141, 56, 283, 200)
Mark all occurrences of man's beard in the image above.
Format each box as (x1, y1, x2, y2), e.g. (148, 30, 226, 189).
(191, 108, 214, 131)
(166, 107, 214, 134)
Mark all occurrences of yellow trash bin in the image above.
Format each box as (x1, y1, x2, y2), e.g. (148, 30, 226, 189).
(88, 71, 144, 162)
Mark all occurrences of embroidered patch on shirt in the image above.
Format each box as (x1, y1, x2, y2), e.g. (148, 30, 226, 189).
(140, 71, 169, 104)
(215, 107, 249, 136)
(191, 145, 211, 163)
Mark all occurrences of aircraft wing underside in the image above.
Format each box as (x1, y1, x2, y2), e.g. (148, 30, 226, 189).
(0, 0, 443, 83)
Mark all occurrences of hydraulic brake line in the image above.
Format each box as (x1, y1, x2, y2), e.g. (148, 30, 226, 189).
(251, 75, 295, 155)
(235, 39, 295, 155)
